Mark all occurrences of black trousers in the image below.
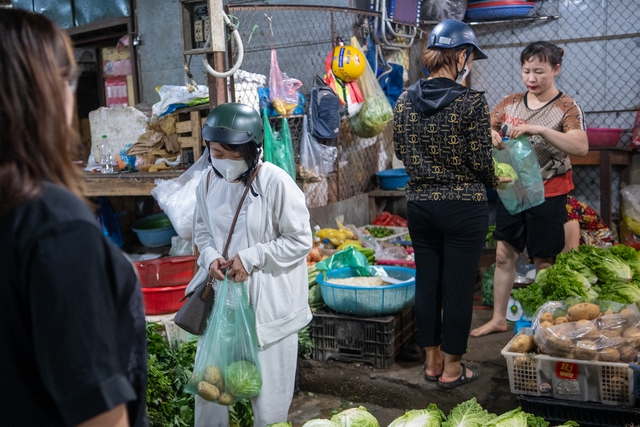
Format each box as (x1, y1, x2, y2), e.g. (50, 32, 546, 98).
(407, 200, 488, 355)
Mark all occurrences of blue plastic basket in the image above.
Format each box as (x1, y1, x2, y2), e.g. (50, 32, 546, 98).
(465, 5, 534, 20)
(316, 266, 416, 316)
(377, 168, 410, 190)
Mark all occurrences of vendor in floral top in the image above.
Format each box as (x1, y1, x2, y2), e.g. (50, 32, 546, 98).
(564, 195, 616, 251)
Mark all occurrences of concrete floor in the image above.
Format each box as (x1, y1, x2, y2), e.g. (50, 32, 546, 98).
(288, 306, 519, 426)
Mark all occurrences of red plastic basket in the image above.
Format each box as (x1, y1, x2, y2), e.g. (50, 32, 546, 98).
(375, 259, 416, 268)
(141, 284, 188, 315)
(133, 255, 196, 287)
(586, 127, 623, 147)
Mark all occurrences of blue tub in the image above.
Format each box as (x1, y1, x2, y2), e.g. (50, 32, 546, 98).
(132, 213, 177, 247)
(377, 168, 410, 190)
(316, 266, 415, 316)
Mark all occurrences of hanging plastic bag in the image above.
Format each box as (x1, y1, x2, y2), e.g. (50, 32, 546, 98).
(492, 135, 545, 215)
(258, 86, 306, 118)
(185, 276, 262, 406)
(348, 37, 393, 138)
(300, 115, 338, 180)
(263, 111, 296, 180)
(268, 49, 302, 117)
(620, 185, 640, 249)
(151, 147, 210, 240)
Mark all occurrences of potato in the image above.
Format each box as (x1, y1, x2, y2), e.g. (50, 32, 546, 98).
(597, 347, 621, 362)
(217, 392, 235, 406)
(598, 314, 627, 332)
(204, 366, 222, 385)
(539, 312, 554, 324)
(545, 333, 574, 354)
(574, 339, 597, 360)
(567, 303, 600, 321)
(608, 376, 629, 393)
(622, 326, 640, 341)
(603, 309, 615, 316)
(511, 334, 536, 353)
(214, 377, 224, 392)
(600, 329, 622, 339)
(197, 381, 220, 402)
(574, 319, 600, 340)
(554, 316, 568, 325)
(619, 345, 638, 363)
(540, 321, 554, 329)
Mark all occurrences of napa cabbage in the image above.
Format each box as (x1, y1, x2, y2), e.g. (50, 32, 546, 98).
(302, 420, 341, 427)
(388, 404, 445, 427)
(484, 408, 528, 427)
(331, 406, 380, 427)
(442, 397, 495, 427)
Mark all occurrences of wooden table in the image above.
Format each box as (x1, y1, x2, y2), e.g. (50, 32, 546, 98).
(82, 170, 185, 197)
(569, 147, 633, 227)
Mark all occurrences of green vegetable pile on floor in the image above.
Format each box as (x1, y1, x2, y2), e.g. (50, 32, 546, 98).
(146, 323, 198, 426)
(285, 398, 578, 427)
(146, 323, 255, 427)
(512, 244, 640, 315)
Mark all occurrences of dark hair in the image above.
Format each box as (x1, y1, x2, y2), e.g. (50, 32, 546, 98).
(422, 46, 468, 77)
(0, 9, 83, 213)
(520, 41, 564, 68)
(208, 141, 261, 186)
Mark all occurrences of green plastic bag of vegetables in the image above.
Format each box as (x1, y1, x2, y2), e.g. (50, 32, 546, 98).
(492, 135, 544, 215)
(347, 37, 393, 138)
(185, 274, 262, 405)
(263, 111, 296, 180)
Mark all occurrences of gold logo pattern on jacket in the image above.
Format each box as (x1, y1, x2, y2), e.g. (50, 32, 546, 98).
(393, 89, 498, 202)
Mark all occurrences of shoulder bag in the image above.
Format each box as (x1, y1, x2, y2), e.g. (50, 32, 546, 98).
(174, 164, 261, 335)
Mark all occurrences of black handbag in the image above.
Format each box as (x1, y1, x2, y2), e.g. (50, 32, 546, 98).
(174, 164, 261, 335)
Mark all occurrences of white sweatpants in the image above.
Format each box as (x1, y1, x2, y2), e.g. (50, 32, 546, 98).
(194, 332, 299, 427)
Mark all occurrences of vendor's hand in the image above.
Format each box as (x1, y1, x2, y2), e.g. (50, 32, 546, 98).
(497, 176, 514, 187)
(511, 124, 544, 139)
(491, 130, 505, 150)
(208, 257, 228, 281)
(220, 255, 249, 282)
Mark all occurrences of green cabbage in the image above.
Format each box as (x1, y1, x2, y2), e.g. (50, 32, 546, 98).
(331, 407, 380, 427)
(555, 250, 599, 284)
(267, 423, 292, 427)
(302, 420, 341, 427)
(493, 159, 518, 190)
(579, 245, 632, 283)
(388, 404, 445, 427)
(442, 397, 496, 427)
(484, 408, 528, 427)
(225, 360, 262, 398)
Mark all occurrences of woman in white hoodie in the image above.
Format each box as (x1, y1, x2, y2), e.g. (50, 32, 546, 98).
(189, 103, 313, 426)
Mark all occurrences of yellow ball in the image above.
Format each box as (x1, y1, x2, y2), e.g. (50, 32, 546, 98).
(331, 45, 366, 83)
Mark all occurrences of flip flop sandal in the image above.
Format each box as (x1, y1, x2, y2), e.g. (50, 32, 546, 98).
(423, 362, 443, 382)
(437, 363, 480, 389)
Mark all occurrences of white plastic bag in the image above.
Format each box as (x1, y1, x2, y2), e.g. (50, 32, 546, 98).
(300, 115, 338, 178)
(151, 85, 209, 117)
(151, 148, 210, 239)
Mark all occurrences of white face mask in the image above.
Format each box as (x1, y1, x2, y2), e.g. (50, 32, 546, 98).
(211, 157, 249, 182)
(456, 64, 470, 84)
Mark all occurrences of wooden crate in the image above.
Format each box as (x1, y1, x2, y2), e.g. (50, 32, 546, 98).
(174, 104, 209, 163)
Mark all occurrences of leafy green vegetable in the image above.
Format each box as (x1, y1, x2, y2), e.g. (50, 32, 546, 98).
(481, 263, 496, 306)
(608, 244, 640, 277)
(298, 324, 314, 358)
(332, 406, 381, 427)
(388, 404, 445, 427)
(146, 323, 197, 427)
(594, 280, 640, 304)
(493, 159, 518, 190)
(229, 399, 254, 427)
(442, 397, 496, 427)
(349, 96, 393, 138)
(266, 423, 292, 427)
(302, 420, 341, 427)
(513, 264, 595, 315)
(225, 360, 262, 398)
(524, 413, 549, 427)
(309, 283, 326, 312)
(555, 422, 579, 427)
(579, 245, 632, 283)
(555, 250, 598, 285)
(484, 408, 527, 427)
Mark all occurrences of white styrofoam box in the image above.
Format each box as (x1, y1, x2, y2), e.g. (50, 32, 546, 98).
(88, 106, 148, 161)
(359, 225, 409, 243)
(146, 312, 196, 348)
(502, 333, 635, 406)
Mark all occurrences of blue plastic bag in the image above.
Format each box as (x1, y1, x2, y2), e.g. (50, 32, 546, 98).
(493, 135, 545, 215)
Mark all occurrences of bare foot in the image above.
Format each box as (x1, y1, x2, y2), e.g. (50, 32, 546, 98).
(470, 320, 508, 337)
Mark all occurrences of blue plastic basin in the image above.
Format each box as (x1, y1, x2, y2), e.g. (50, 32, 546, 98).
(316, 266, 415, 316)
(132, 213, 177, 247)
(377, 168, 410, 190)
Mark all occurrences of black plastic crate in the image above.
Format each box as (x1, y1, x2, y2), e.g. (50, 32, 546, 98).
(310, 305, 416, 368)
(518, 395, 640, 427)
